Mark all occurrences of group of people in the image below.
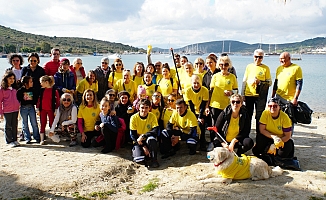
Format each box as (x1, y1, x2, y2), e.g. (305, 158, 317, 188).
(0, 47, 303, 169)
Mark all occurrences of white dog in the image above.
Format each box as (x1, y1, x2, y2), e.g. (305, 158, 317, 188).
(197, 147, 283, 184)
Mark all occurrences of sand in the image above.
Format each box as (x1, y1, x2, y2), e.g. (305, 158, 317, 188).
(0, 114, 325, 200)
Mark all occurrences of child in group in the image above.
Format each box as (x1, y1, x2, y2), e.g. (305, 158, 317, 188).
(0, 71, 20, 147)
(93, 97, 119, 153)
(16, 76, 40, 143)
(37, 75, 60, 145)
(133, 85, 147, 112)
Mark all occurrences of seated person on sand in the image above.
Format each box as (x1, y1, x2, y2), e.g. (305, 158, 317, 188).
(160, 99, 200, 158)
(49, 93, 78, 146)
(210, 94, 254, 156)
(252, 97, 294, 166)
(130, 99, 160, 168)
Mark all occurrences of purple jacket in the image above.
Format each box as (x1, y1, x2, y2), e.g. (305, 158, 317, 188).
(0, 87, 20, 114)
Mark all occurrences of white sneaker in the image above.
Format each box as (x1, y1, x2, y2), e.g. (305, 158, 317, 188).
(40, 140, 45, 145)
(14, 141, 20, 147)
(9, 142, 16, 148)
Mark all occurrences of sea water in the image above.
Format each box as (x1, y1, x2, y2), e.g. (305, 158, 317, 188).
(0, 54, 325, 112)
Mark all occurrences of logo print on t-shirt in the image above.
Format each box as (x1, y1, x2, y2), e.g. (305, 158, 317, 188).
(147, 124, 151, 130)
(92, 112, 96, 117)
(227, 80, 231, 85)
(277, 125, 282, 130)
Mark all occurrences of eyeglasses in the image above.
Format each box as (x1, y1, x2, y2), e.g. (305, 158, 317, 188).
(102, 62, 108, 64)
(124, 69, 130, 72)
(268, 105, 278, 109)
(30, 60, 38, 63)
(168, 99, 175, 102)
(219, 63, 229, 67)
(254, 56, 263, 59)
(77, 62, 82, 65)
(231, 100, 241, 104)
(195, 63, 204, 65)
(12, 60, 20, 62)
(115, 63, 122, 66)
(62, 98, 71, 102)
(153, 95, 161, 98)
(108, 94, 116, 97)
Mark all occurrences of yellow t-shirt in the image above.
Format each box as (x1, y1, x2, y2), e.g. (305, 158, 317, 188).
(158, 78, 177, 97)
(155, 74, 163, 84)
(142, 84, 162, 99)
(184, 86, 209, 114)
(218, 155, 252, 180)
(77, 105, 100, 132)
(276, 64, 303, 101)
(133, 75, 144, 87)
(150, 107, 161, 120)
(226, 116, 239, 143)
(210, 73, 238, 109)
(114, 79, 137, 101)
(161, 108, 174, 129)
(108, 71, 123, 86)
(259, 110, 292, 137)
(194, 70, 207, 81)
(130, 112, 158, 135)
(169, 110, 201, 136)
(243, 63, 271, 97)
(180, 73, 193, 91)
(76, 78, 98, 94)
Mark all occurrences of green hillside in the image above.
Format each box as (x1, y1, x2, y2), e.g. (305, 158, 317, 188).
(0, 25, 142, 54)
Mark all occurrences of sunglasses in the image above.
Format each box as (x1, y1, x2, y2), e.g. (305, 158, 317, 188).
(219, 63, 229, 67)
(30, 60, 38, 63)
(168, 99, 175, 102)
(108, 94, 116, 97)
(62, 98, 71, 102)
(195, 63, 204, 65)
(53, 53, 60, 56)
(115, 63, 122, 66)
(102, 62, 108, 64)
(254, 56, 263, 59)
(77, 62, 82, 65)
(268, 105, 278, 109)
(12, 60, 20, 62)
(153, 95, 161, 98)
(155, 64, 161, 67)
(231, 100, 241, 104)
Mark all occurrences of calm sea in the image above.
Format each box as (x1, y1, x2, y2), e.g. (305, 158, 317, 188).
(0, 53, 325, 112)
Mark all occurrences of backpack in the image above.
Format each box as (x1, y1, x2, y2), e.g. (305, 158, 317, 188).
(294, 101, 313, 124)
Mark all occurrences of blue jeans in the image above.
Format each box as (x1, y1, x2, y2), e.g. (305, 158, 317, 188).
(20, 105, 40, 141)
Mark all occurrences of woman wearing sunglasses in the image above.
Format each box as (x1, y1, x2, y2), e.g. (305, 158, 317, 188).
(108, 58, 124, 89)
(193, 57, 207, 78)
(49, 93, 78, 146)
(211, 94, 253, 156)
(252, 97, 294, 165)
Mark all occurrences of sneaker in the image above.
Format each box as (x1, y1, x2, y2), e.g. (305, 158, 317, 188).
(207, 142, 214, 152)
(69, 140, 77, 147)
(189, 149, 196, 155)
(161, 149, 176, 159)
(101, 148, 112, 154)
(150, 160, 160, 168)
(9, 142, 16, 148)
(40, 141, 45, 145)
(25, 140, 32, 144)
(14, 141, 20, 147)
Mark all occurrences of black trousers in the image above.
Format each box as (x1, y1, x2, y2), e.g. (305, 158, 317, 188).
(81, 130, 100, 148)
(160, 129, 197, 154)
(132, 137, 158, 163)
(252, 133, 294, 158)
(209, 107, 223, 142)
(213, 137, 254, 156)
(92, 126, 118, 152)
(245, 96, 266, 134)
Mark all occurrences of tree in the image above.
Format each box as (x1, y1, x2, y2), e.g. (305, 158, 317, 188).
(40, 42, 51, 53)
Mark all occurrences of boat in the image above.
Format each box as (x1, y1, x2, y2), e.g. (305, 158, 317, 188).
(291, 54, 302, 60)
(93, 45, 103, 56)
(108, 53, 121, 59)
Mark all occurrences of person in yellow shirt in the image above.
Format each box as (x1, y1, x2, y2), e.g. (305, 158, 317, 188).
(77, 89, 100, 148)
(242, 49, 272, 133)
(160, 93, 177, 130)
(161, 99, 200, 158)
(132, 62, 145, 87)
(211, 94, 254, 156)
(157, 64, 177, 100)
(114, 70, 137, 102)
(208, 56, 238, 128)
(108, 58, 124, 89)
(252, 97, 294, 165)
(142, 72, 162, 99)
(76, 70, 98, 106)
(193, 57, 207, 79)
(130, 99, 159, 168)
(184, 75, 209, 151)
(180, 62, 195, 92)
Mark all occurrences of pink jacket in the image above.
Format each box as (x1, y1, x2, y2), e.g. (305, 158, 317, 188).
(0, 87, 20, 114)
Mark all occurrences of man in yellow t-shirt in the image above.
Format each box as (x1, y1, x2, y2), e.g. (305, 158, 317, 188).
(130, 99, 159, 168)
(161, 99, 200, 158)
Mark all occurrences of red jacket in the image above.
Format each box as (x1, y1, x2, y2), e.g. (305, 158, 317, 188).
(69, 65, 86, 84)
(43, 60, 60, 76)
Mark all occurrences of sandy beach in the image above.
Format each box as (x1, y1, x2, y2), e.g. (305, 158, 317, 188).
(0, 113, 325, 200)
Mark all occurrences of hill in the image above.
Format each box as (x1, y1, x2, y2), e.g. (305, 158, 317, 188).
(0, 25, 142, 54)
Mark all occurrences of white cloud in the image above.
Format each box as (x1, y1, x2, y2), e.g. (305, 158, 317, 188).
(0, 0, 325, 48)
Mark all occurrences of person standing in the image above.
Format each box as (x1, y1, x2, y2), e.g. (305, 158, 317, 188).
(70, 57, 86, 86)
(242, 49, 272, 132)
(43, 48, 61, 76)
(54, 58, 76, 97)
(94, 57, 111, 101)
(6, 53, 24, 84)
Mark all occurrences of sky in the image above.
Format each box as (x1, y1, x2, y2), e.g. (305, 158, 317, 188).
(0, 0, 325, 49)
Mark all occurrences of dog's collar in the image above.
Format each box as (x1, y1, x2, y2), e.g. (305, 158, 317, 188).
(214, 158, 227, 167)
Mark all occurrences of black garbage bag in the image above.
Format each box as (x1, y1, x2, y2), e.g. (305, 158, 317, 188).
(294, 101, 313, 124)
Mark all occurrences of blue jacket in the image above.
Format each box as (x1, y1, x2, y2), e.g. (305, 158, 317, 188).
(54, 68, 76, 94)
